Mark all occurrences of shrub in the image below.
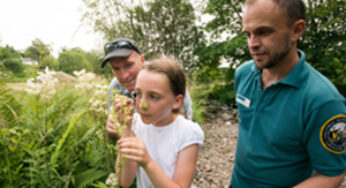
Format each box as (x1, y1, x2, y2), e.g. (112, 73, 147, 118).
(3, 58, 24, 75)
(208, 83, 236, 105)
(0, 70, 116, 187)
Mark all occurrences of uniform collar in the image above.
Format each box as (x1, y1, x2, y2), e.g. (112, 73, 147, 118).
(250, 49, 307, 89)
(279, 50, 307, 89)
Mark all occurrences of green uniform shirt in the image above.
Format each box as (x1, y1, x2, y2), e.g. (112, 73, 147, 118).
(231, 50, 346, 187)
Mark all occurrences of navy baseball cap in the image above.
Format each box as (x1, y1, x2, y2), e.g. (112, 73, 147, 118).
(101, 38, 141, 68)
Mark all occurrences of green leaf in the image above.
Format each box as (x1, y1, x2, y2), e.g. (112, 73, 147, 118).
(50, 111, 85, 166)
(74, 169, 108, 188)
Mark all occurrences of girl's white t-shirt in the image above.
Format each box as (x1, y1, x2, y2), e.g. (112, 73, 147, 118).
(131, 113, 204, 188)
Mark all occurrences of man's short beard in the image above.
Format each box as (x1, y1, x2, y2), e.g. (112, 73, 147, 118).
(264, 35, 291, 69)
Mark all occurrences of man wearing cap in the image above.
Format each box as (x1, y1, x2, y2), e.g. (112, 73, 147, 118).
(101, 38, 193, 138)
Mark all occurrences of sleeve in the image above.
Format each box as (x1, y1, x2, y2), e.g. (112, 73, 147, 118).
(178, 121, 204, 151)
(183, 89, 194, 120)
(107, 79, 115, 111)
(303, 99, 346, 176)
(107, 77, 125, 111)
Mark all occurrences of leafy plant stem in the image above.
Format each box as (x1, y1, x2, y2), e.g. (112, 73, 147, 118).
(44, 103, 51, 184)
(65, 170, 73, 188)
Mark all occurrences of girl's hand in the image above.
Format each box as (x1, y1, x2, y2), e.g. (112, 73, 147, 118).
(105, 117, 118, 139)
(117, 137, 152, 167)
(112, 96, 135, 129)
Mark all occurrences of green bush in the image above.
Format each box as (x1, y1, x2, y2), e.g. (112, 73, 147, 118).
(58, 49, 92, 75)
(190, 85, 208, 124)
(207, 82, 236, 105)
(0, 83, 116, 187)
(0, 81, 22, 127)
(3, 58, 24, 76)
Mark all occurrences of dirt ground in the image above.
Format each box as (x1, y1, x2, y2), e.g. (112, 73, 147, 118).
(193, 103, 346, 188)
(6, 83, 27, 90)
(193, 103, 237, 188)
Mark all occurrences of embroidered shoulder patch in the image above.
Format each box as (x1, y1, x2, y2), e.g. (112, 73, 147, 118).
(319, 114, 346, 154)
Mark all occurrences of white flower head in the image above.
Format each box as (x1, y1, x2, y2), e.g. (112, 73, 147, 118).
(25, 67, 58, 99)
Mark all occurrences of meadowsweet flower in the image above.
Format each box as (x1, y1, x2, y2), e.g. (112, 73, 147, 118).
(73, 69, 97, 94)
(25, 67, 58, 99)
(73, 69, 110, 114)
(105, 173, 118, 186)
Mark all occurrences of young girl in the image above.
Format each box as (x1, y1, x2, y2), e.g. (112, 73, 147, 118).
(115, 57, 204, 188)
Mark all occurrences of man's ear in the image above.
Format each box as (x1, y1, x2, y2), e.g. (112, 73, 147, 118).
(140, 54, 145, 64)
(292, 19, 305, 43)
(173, 94, 184, 110)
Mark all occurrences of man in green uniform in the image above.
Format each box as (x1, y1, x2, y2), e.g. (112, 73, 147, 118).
(231, 0, 346, 187)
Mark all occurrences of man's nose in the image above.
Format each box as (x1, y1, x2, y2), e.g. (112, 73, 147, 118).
(248, 35, 261, 49)
(119, 69, 130, 80)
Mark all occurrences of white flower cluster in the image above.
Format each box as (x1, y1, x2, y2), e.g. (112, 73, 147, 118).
(105, 173, 118, 187)
(25, 67, 58, 100)
(25, 68, 110, 114)
(73, 69, 109, 114)
(89, 84, 109, 114)
(73, 69, 97, 94)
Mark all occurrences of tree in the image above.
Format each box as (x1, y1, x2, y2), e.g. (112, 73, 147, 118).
(57, 48, 91, 75)
(40, 55, 58, 70)
(23, 38, 52, 69)
(0, 45, 23, 77)
(86, 50, 113, 79)
(3, 59, 24, 75)
(300, 0, 346, 95)
(201, 0, 248, 71)
(204, 0, 244, 38)
(0, 45, 21, 60)
(82, 0, 205, 73)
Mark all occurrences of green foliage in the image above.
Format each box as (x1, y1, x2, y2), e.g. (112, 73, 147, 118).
(23, 38, 52, 67)
(82, 0, 205, 73)
(204, 0, 244, 37)
(0, 45, 21, 60)
(134, 0, 205, 72)
(0, 84, 116, 187)
(208, 83, 236, 105)
(194, 35, 249, 81)
(198, 0, 249, 77)
(0, 81, 22, 128)
(3, 58, 24, 75)
(86, 50, 114, 79)
(0, 126, 29, 186)
(0, 82, 25, 186)
(74, 169, 108, 188)
(300, 0, 346, 96)
(40, 55, 58, 70)
(0, 44, 48, 82)
(0, 45, 24, 81)
(2, 64, 38, 83)
(57, 48, 92, 75)
(189, 85, 207, 124)
(91, 181, 109, 188)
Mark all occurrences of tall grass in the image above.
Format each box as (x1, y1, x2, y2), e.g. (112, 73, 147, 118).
(0, 73, 116, 187)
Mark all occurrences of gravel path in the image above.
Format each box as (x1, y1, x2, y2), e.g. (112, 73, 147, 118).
(193, 103, 346, 188)
(193, 104, 237, 188)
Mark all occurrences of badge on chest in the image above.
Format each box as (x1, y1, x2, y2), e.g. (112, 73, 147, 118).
(236, 94, 251, 108)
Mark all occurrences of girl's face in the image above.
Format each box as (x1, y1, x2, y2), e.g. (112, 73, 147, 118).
(134, 69, 183, 126)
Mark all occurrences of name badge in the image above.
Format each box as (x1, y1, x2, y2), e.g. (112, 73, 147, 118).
(236, 94, 251, 108)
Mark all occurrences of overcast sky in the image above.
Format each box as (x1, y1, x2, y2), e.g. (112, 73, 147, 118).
(0, 0, 102, 57)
